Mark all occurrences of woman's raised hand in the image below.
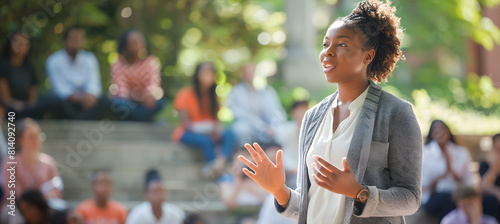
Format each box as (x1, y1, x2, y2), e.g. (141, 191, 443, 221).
(238, 143, 287, 196)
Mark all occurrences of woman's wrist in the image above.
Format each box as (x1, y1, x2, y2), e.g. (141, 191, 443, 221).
(348, 182, 365, 199)
(272, 185, 290, 206)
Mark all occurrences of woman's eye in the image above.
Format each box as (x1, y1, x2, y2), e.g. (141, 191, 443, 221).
(338, 43, 347, 47)
(322, 43, 328, 47)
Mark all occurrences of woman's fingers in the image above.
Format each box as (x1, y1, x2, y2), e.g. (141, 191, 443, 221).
(313, 155, 340, 173)
(253, 142, 271, 163)
(242, 168, 256, 181)
(312, 162, 328, 179)
(312, 174, 328, 189)
(276, 150, 283, 169)
(341, 157, 351, 172)
(244, 143, 262, 162)
(313, 159, 335, 177)
(238, 155, 258, 171)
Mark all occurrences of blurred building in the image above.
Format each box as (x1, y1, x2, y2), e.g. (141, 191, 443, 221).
(468, 5, 500, 88)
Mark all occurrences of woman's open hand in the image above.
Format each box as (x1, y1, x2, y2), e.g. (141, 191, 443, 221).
(238, 143, 286, 195)
(311, 155, 363, 199)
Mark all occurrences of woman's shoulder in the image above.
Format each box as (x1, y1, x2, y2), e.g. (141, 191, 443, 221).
(450, 143, 470, 155)
(110, 55, 126, 69)
(379, 89, 413, 110)
(143, 55, 160, 66)
(38, 152, 57, 168)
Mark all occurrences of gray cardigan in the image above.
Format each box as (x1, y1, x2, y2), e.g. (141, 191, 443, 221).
(275, 80, 423, 224)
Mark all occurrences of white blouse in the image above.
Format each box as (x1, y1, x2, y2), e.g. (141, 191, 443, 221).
(306, 87, 369, 224)
(126, 201, 185, 224)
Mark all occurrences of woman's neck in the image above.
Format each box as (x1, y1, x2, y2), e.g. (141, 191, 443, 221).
(9, 55, 25, 67)
(336, 78, 369, 104)
(200, 86, 211, 96)
(438, 141, 449, 150)
(125, 54, 139, 65)
(21, 150, 38, 167)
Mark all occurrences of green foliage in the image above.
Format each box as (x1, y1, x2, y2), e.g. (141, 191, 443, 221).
(0, 0, 286, 100)
(1, 0, 499, 133)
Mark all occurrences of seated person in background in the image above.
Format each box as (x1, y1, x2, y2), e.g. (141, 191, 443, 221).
(75, 171, 128, 224)
(1, 118, 62, 206)
(257, 193, 296, 224)
(183, 214, 209, 224)
(46, 26, 108, 120)
(172, 62, 236, 178)
(441, 186, 498, 224)
(227, 63, 286, 145)
(126, 169, 185, 224)
(219, 148, 269, 209)
(0, 31, 57, 119)
(50, 209, 85, 224)
(480, 133, 500, 219)
(422, 120, 475, 220)
(275, 100, 309, 189)
(18, 190, 52, 224)
(109, 30, 165, 121)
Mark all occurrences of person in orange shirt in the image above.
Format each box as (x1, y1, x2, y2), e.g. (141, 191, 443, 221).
(172, 62, 236, 178)
(75, 171, 128, 224)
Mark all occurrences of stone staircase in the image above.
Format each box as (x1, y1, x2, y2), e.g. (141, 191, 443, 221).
(34, 120, 229, 222)
(3, 119, 493, 224)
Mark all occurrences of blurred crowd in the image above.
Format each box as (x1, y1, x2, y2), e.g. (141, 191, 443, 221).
(0, 28, 500, 224)
(0, 27, 305, 224)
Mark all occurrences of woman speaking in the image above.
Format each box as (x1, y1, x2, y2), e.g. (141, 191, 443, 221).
(238, 0, 423, 223)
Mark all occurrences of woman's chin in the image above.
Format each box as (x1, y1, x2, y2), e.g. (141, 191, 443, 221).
(324, 74, 337, 84)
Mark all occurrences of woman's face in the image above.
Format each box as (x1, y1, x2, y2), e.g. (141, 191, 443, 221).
(319, 21, 373, 84)
(19, 125, 42, 154)
(11, 33, 30, 58)
(431, 122, 451, 145)
(126, 32, 146, 58)
(198, 63, 216, 90)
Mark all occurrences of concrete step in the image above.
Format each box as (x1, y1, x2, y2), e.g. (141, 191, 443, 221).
(4, 120, 175, 141)
(42, 140, 205, 166)
(2, 119, 234, 222)
(59, 164, 211, 185)
(65, 200, 227, 213)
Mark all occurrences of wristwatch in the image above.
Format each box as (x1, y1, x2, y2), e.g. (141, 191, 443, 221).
(355, 184, 369, 203)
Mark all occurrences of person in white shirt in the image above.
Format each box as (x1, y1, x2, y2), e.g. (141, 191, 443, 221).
(46, 26, 108, 119)
(227, 63, 286, 145)
(422, 120, 475, 220)
(126, 169, 186, 224)
(219, 150, 268, 209)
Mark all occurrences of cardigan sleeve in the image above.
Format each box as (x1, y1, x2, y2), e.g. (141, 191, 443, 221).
(353, 101, 423, 217)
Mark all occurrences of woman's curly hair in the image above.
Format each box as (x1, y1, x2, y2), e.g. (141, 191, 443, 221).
(338, 0, 404, 82)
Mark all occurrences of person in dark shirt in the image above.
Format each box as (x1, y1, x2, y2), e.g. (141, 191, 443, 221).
(480, 133, 500, 220)
(0, 31, 57, 119)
